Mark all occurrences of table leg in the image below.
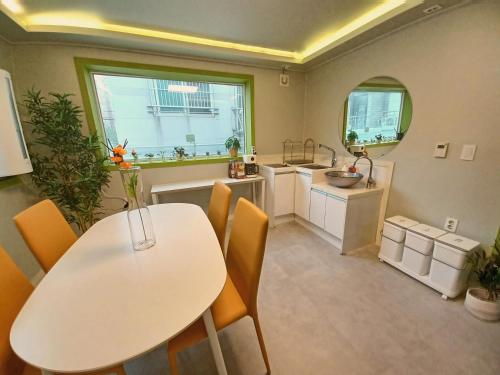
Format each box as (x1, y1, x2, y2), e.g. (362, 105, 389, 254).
(202, 308, 228, 375)
(252, 181, 257, 205)
(260, 180, 266, 211)
(152, 193, 159, 205)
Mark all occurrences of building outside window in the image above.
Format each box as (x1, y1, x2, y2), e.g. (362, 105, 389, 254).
(76, 58, 254, 165)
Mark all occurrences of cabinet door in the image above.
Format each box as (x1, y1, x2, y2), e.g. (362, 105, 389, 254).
(294, 173, 311, 220)
(324, 195, 347, 239)
(309, 190, 326, 228)
(274, 173, 295, 216)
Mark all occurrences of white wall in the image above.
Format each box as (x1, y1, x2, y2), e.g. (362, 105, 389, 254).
(304, 0, 500, 244)
(0, 38, 41, 279)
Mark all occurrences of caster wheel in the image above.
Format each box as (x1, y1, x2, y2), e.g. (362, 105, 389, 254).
(379, 258, 384, 263)
(441, 294, 448, 300)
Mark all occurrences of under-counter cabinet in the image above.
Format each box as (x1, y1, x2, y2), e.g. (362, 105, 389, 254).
(309, 189, 327, 228)
(304, 183, 384, 254)
(274, 172, 295, 216)
(260, 165, 295, 227)
(294, 172, 311, 220)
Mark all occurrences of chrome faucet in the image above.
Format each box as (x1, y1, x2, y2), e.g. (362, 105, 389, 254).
(318, 144, 337, 167)
(353, 156, 376, 189)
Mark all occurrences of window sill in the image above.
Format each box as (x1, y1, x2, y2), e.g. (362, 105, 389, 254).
(106, 156, 242, 170)
(363, 141, 400, 148)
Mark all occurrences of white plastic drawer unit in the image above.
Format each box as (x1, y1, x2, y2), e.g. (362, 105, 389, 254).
(405, 224, 447, 256)
(380, 236, 404, 262)
(383, 216, 419, 243)
(433, 233, 480, 270)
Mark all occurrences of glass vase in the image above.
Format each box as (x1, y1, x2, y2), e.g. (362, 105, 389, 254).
(119, 166, 156, 251)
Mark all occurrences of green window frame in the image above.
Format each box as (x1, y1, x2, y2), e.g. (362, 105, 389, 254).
(342, 83, 412, 148)
(74, 57, 255, 169)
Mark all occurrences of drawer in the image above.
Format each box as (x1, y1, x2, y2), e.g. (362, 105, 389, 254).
(382, 222, 407, 243)
(430, 259, 470, 294)
(433, 241, 469, 270)
(405, 231, 435, 255)
(379, 236, 404, 262)
(402, 246, 432, 275)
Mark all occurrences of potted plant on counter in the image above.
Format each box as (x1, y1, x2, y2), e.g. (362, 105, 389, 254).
(347, 130, 358, 146)
(225, 136, 241, 157)
(173, 146, 188, 161)
(465, 228, 500, 321)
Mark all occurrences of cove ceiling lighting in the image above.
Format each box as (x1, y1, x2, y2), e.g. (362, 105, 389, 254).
(0, 0, 423, 63)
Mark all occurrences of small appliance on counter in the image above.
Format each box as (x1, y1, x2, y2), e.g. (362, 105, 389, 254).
(243, 154, 259, 178)
(228, 160, 245, 178)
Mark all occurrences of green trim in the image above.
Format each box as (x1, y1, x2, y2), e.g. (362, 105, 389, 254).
(400, 91, 412, 133)
(0, 176, 22, 189)
(106, 156, 242, 170)
(74, 57, 256, 164)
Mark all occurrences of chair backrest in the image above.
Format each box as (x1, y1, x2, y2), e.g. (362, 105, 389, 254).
(207, 182, 232, 249)
(14, 199, 78, 272)
(226, 198, 269, 314)
(0, 245, 33, 375)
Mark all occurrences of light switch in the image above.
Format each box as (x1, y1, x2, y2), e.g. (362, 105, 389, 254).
(460, 144, 476, 161)
(433, 142, 449, 158)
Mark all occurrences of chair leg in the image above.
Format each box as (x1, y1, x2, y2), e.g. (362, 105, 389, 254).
(252, 313, 271, 375)
(168, 350, 180, 375)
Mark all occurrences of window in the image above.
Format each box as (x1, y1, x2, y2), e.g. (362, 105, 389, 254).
(75, 58, 254, 166)
(343, 86, 411, 146)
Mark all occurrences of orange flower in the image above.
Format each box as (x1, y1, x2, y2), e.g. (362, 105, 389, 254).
(119, 161, 132, 169)
(113, 145, 127, 156)
(111, 156, 123, 163)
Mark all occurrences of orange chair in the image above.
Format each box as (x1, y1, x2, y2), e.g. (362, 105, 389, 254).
(14, 199, 78, 272)
(207, 181, 232, 250)
(167, 198, 271, 375)
(0, 245, 126, 375)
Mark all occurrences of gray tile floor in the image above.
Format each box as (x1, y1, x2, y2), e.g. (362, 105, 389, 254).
(125, 222, 500, 375)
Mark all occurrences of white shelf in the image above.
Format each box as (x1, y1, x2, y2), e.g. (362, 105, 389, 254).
(378, 254, 462, 299)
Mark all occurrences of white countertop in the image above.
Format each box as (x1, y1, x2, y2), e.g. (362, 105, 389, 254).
(311, 182, 384, 200)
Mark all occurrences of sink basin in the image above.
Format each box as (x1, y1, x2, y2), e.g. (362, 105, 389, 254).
(325, 171, 364, 188)
(264, 163, 289, 168)
(299, 164, 329, 170)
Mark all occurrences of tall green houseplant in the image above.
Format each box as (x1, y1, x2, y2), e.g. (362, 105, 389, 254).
(24, 89, 110, 232)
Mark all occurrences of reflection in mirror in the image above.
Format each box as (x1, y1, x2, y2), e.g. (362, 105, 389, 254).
(341, 76, 412, 158)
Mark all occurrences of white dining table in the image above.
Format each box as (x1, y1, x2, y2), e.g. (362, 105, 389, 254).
(10, 203, 228, 375)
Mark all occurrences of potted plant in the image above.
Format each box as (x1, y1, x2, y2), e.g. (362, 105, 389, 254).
(465, 228, 500, 321)
(173, 146, 188, 161)
(144, 153, 155, 162)
(225, 136, 241, 157)
(24, 89, 110, 233)
(347, 130, 358, 146)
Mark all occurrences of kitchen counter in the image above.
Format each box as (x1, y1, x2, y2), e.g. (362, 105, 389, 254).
(311, 182, 384, 200)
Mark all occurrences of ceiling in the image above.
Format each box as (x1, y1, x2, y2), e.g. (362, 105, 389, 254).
(0, 0, 466, 70)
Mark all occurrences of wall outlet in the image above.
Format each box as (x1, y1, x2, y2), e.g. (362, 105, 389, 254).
(444, 217, 458, 232)
(423, 4, 443, 14)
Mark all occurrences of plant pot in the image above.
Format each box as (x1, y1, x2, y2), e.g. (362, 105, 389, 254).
(464, 287, 500, 321)
(229, 148, 238, 157)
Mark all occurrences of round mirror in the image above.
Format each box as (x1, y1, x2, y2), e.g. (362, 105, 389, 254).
(340, 76, 412, 158)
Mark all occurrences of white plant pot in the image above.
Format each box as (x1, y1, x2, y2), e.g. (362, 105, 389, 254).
(464, 287, 500, 321)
